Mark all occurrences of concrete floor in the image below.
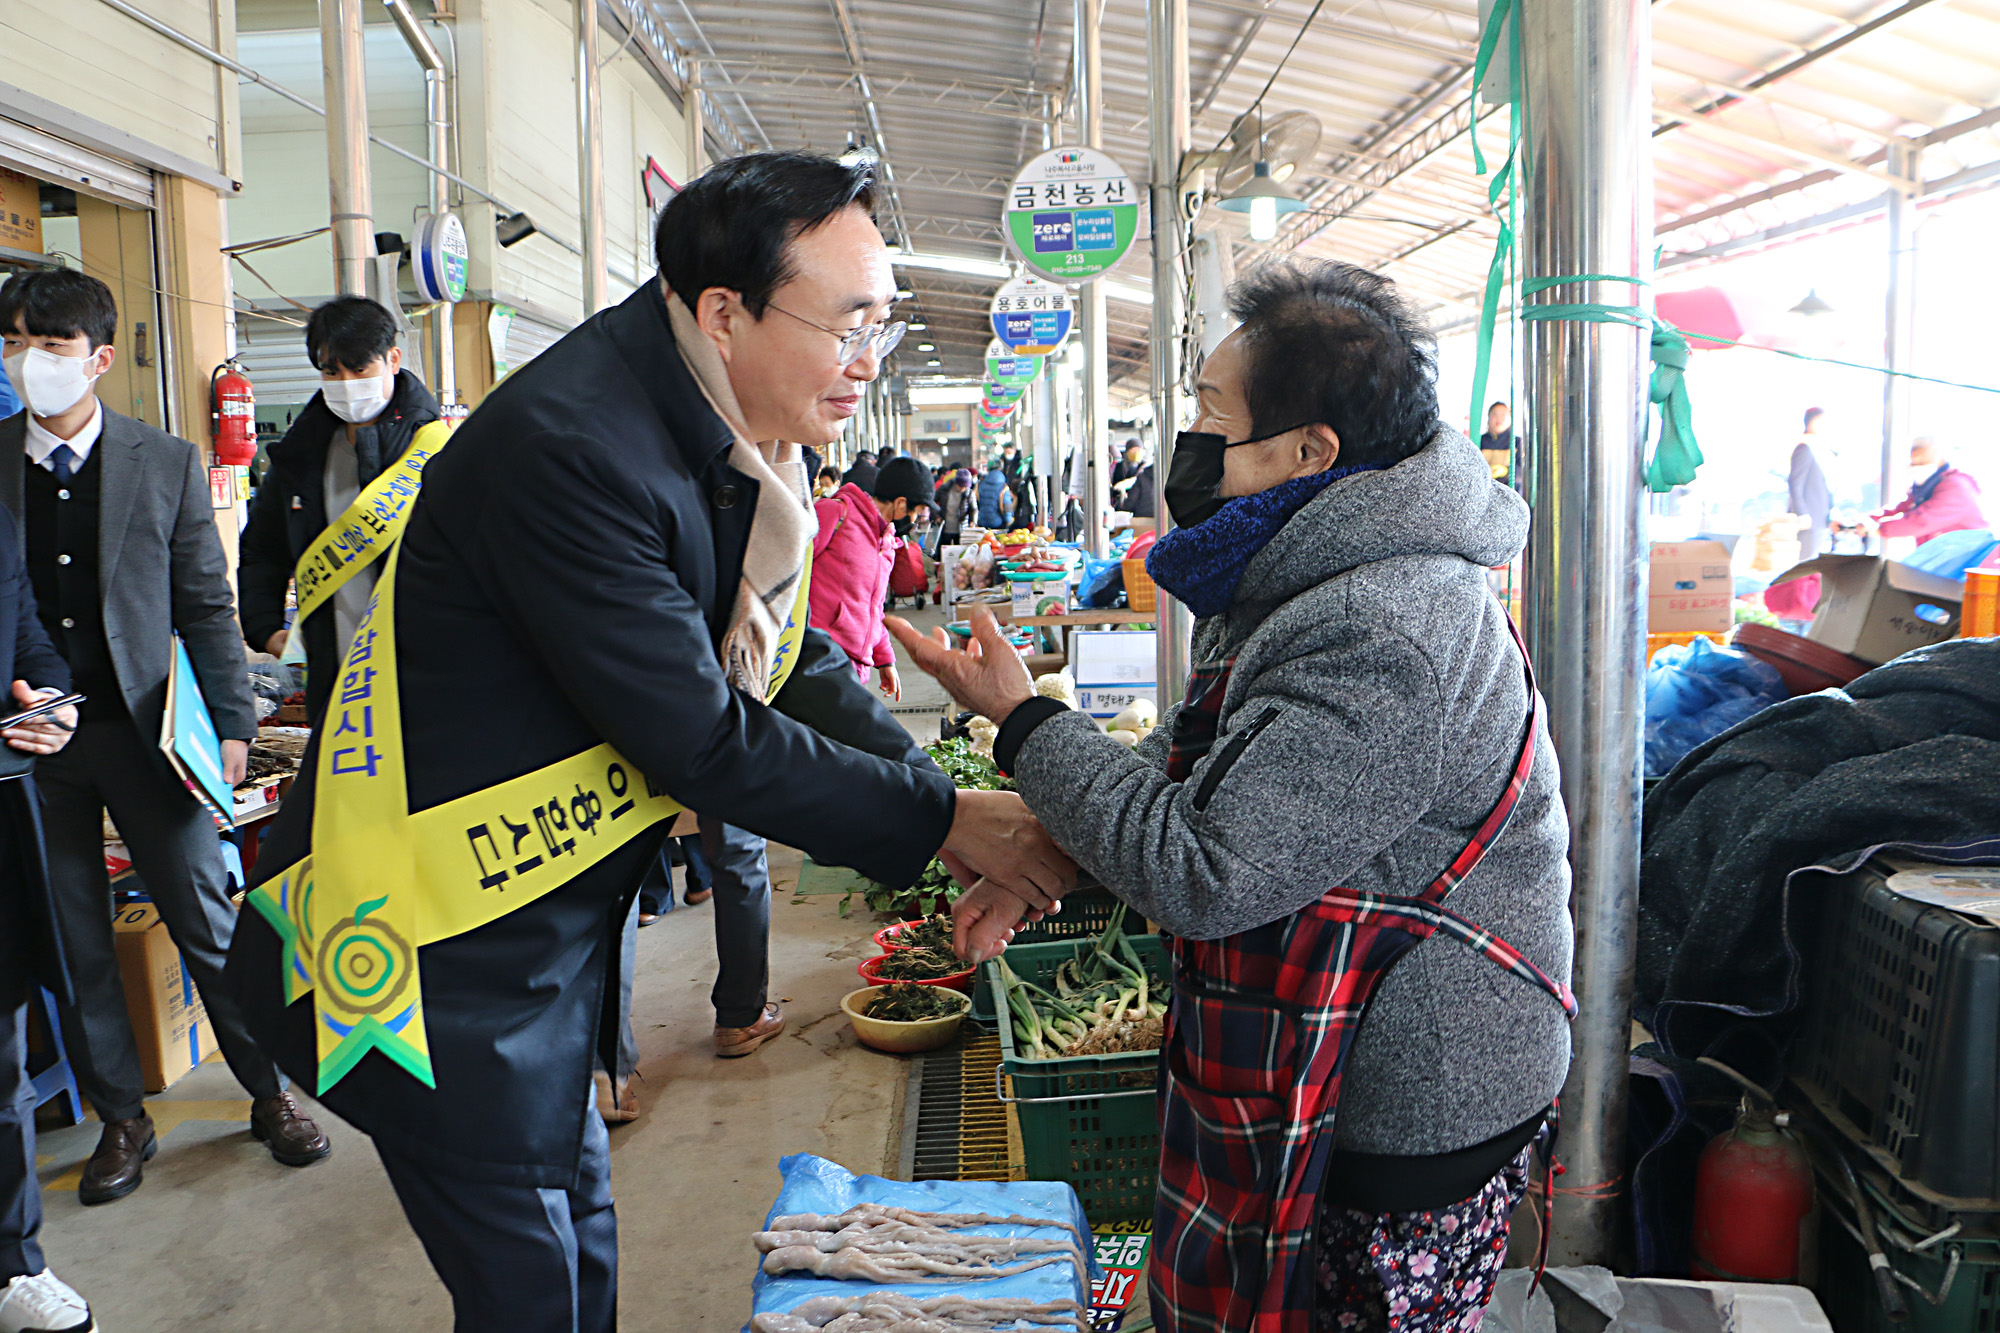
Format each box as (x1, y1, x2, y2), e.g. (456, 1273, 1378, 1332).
(34, 612, 963, 1331)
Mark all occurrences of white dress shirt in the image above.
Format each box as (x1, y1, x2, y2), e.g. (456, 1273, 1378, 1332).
(23, 399, 104, 471)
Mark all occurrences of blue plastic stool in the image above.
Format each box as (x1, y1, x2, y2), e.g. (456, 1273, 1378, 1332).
(219, 836, 245, 895)
(29, 988, 84, 1126)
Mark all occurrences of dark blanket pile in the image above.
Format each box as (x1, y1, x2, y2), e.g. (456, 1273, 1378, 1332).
(1628, 636, 2000, 1272)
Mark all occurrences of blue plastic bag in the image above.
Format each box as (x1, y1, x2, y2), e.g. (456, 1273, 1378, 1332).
(745, 1154, 1098, 1332)
(1643, 637, 1788, 778)
(1077, 553, 1125, 609)
(1903, 528, 1997, 582)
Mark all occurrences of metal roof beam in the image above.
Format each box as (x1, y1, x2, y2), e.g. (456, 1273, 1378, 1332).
(1653, 0, 1943, 138)
(658, 0, 774, 150)
(1661, 104, 1897, 184)
(827, 0, 913, 251)
(1279, 90, 1479, 250)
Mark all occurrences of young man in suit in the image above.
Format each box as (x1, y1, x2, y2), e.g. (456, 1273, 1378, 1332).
(237, 296, 442, 723)
(0, 270, 329, 1208)
(228, 151, 1073, 1332)
(0, 501, 91, 1332)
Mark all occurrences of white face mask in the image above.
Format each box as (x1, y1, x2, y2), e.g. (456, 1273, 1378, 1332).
(321, 374, 391, 425)
(2, 345, 102, 418)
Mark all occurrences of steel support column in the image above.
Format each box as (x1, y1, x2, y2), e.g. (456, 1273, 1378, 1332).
(687, 63, 707, 178)
(388, 0, 457, 410)
(1881, 139, 1920, 518)
(1076, 0, 1110, 556)
(576, 0, 608, 315)
(1518, 0, 1652, 1268)
(1148, 0, 1191, 706)
(318, 0, 373, 296)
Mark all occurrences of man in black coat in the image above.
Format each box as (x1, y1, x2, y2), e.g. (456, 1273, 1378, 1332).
(237, 297, 442, 723)
(0, 501, 94, 1332)
(226, 152, 1071, 1331)
(840, 447, 877, 493)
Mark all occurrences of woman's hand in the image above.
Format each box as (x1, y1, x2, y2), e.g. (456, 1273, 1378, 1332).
(885, 608, 1034, 727)
(953, 878, 1038, 964)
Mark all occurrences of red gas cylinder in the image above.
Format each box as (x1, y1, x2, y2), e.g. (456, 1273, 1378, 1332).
(1691, 1100, 1816, 1282)
(209, 359, 257, 466)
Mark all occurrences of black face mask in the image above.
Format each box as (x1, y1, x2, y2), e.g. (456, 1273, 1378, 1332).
(893, 515, 916, 538)
(1163, 423, 1312, 529)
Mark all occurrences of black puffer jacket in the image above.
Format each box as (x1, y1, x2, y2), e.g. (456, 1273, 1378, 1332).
(238, 369, 441, 720)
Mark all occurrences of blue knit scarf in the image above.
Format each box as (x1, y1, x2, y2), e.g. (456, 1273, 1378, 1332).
(1145, 463, 1385, 618)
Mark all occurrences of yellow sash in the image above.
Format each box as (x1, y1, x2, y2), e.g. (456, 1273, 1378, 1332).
(248, 493, 816, 1092)
(291, 420, 453, 627)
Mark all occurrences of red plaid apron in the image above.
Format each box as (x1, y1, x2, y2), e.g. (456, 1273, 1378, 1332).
(1151, 626, 1575, 1333)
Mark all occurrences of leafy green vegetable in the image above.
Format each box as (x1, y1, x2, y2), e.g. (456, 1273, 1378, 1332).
(866, 984, 966, 1022)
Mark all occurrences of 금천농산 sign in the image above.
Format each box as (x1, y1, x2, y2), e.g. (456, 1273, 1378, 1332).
(1004, 147, 1139, 283)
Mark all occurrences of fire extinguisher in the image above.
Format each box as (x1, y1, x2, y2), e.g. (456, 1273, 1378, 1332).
(210, 359, 257, 466)
(1691, 1098, 1817, 1282)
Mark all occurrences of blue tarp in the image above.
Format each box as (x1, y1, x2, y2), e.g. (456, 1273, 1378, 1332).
(745, 1155, 1098, 1331)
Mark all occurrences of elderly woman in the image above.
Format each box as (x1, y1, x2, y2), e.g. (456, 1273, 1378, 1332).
(891, 261, 1574, 1333)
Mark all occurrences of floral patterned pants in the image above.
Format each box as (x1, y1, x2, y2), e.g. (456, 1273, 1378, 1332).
(1315, 1142, 1537, 1332)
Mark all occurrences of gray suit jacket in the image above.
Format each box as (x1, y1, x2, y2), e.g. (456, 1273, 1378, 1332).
(0, 407, 257, 744)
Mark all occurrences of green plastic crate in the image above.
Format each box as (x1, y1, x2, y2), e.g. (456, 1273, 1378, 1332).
(1813, 1185, 2000, 1333)
(988, 935, 1169, 1225)
(968, 888, 1133, 1022)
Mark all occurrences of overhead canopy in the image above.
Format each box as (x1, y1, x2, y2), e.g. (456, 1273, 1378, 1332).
(649, 0, 2000, 386)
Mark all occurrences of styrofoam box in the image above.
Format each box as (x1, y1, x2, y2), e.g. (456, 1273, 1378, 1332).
(1070, 629, 1156, 684)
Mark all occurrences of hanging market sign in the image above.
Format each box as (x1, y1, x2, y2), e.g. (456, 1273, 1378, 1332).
(990, 274, 1073, 355)
(984, 382, 1027, 405)
(985, 339, 1044, 386)
(1003, 146, 1140, 283)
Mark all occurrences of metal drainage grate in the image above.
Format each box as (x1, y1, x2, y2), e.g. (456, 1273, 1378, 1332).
(900, 1030, 1013, 1182)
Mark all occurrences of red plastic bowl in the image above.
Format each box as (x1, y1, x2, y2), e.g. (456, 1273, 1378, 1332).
(872, 922, 920, 951)
(856, 952, 976, 993)
(1734, 622, 1872, 696)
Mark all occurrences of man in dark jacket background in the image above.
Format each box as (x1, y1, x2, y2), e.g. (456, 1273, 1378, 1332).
(227, 152, 1072, 1331)
(238, 297, 441, 723)
(0, 502, 92, 1333)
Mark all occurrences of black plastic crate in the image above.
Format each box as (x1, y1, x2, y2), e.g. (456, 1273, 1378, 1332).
(1790, 859, 2000, 1204)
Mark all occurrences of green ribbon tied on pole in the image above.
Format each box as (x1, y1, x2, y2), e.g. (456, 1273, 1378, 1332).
(1518, 275, 1704, 495)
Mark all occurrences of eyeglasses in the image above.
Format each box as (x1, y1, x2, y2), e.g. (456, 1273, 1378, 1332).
(766, 303, 906, 367)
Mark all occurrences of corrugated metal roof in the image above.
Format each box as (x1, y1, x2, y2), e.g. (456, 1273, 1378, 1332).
(644, 0, 2000, 383)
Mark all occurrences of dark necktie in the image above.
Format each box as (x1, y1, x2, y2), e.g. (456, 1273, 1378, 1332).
(49, 444, 75, 485)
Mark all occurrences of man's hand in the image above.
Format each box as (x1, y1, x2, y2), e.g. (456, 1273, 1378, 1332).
(885, 608, 1034, 726)
(222, 739, 249, 787)
(877, 663, 902, 700)
(2, 680, 75, 756)
(941, 788, 1075, 912)
(264, 630, 289, 657)
(953, 879, 1035, 963)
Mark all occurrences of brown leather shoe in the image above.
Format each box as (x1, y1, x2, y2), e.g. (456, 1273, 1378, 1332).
(715, 1003, 785, 1057)
(250, 1093, 332, 1167)
(683, 888, 714, 905)
(78, 1114, 156, 1205)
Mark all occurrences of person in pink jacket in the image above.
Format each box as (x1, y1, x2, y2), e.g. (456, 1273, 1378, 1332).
(809, 456, 935, 697)
(1864, 438, 1988, 543)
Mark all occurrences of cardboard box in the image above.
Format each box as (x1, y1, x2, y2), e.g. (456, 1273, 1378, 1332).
(1767, 555, 1964, 665)
(1649, 540, 1735, 633)
(1010, 579, 1069, 617)
(112, 903, 217, 1093)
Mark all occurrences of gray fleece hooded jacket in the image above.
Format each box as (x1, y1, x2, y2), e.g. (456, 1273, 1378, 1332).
(1009, 424, 1574, 1154)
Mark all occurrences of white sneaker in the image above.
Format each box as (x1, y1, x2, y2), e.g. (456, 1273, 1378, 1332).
(0, 1269, 93, 1333)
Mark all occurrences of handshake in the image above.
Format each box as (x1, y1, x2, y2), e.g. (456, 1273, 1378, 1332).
(886, 607, 1079, 964)
(937, 789, 1076, 965)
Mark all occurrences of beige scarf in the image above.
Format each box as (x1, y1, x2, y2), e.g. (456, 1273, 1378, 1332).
(667, 292, 813, 698)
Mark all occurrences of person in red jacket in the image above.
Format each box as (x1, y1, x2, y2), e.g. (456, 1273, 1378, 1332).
(1864, 438, 1988, 544)
(810, 456, 934, 698)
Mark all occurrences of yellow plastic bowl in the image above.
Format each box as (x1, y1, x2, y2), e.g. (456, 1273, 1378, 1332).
(840, 986, 970, 1054)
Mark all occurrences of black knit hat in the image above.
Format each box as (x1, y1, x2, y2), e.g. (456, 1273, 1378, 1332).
(873, 456, 935, 511)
